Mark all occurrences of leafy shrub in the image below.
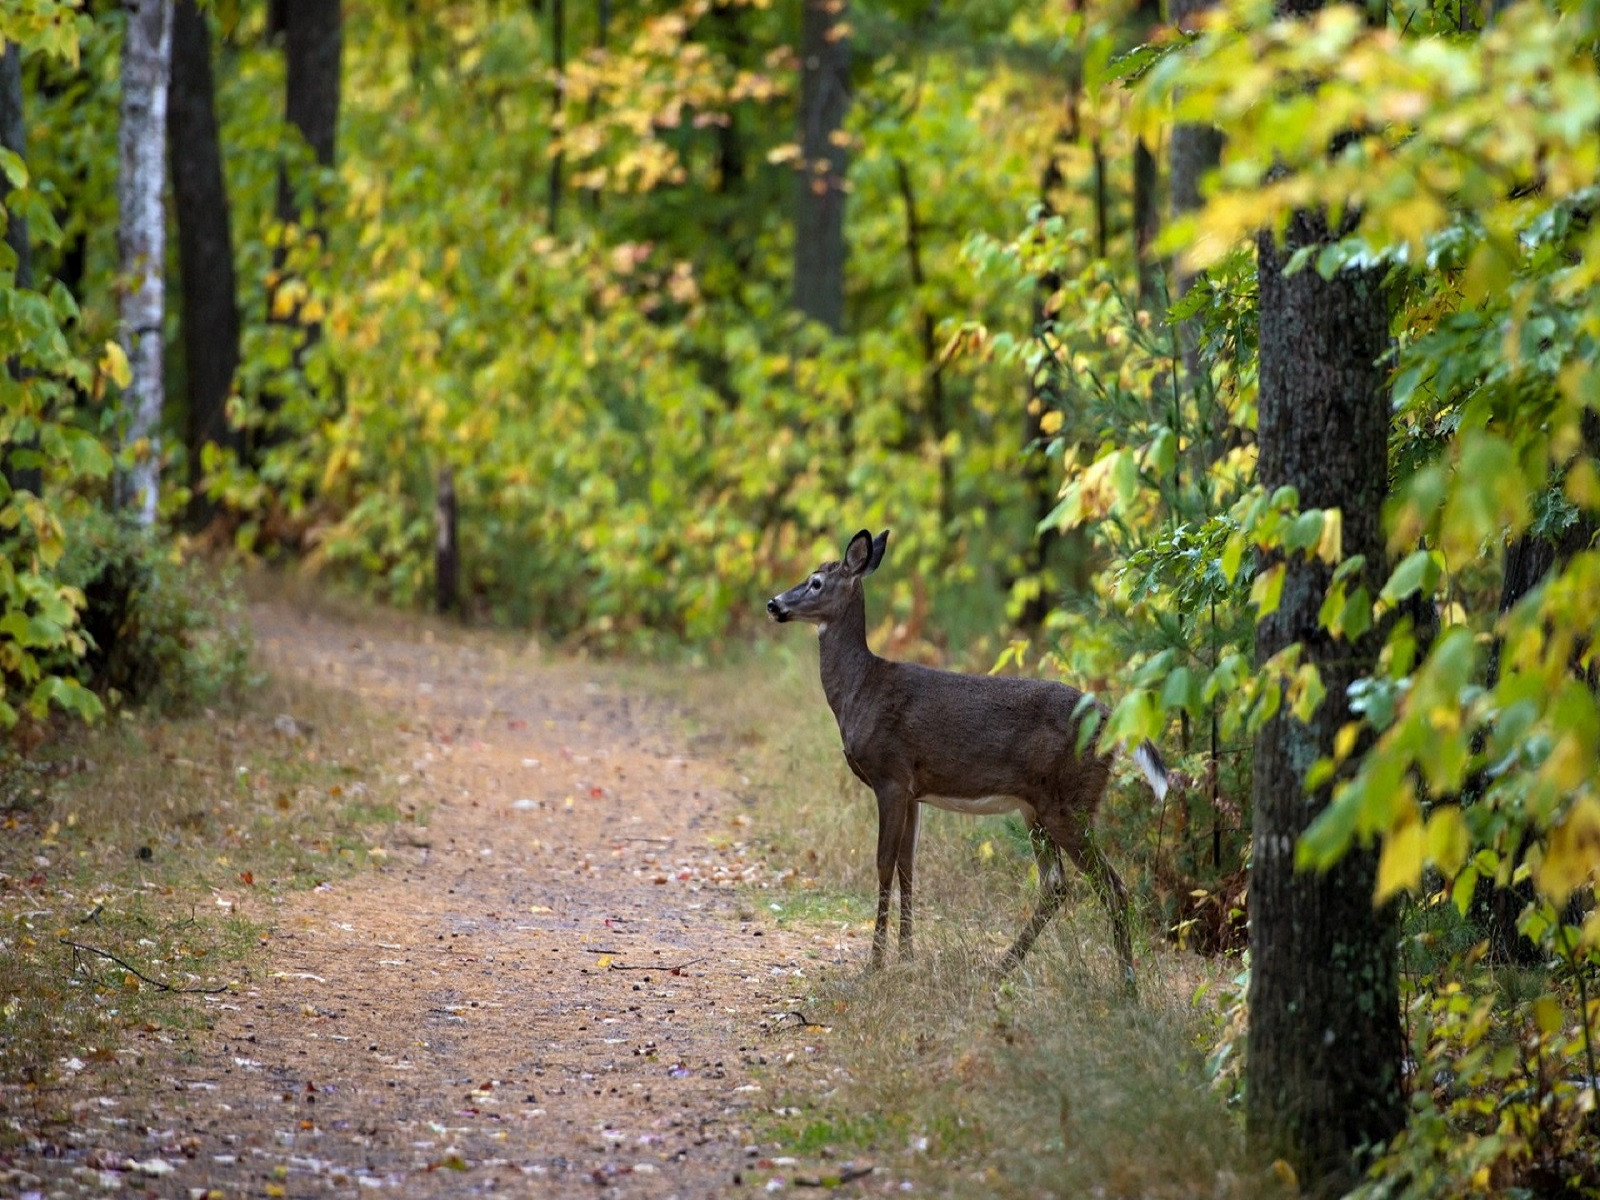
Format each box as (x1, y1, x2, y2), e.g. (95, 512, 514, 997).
(54, 512, 258, 714)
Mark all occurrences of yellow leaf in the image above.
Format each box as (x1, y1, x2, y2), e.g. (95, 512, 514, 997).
(1535, 795, 1600, 906)
(1376, 816, 1424, 905)
(595, 954, 613, 969)
(1316, 508, 1343, 564)
(1039, 411, 1064, 436)
(1333, 721, 1359, 763)
(100, 341, 131, 389)
(1424, 806, 1470, 877)
(1531, 995, 1563, 1037)
(1565, 458, 1600, 511)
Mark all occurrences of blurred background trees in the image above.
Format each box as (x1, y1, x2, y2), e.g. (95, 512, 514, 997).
(4, 0, 1600, 1191)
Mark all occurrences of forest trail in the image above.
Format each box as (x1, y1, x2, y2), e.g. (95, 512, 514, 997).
(33, 602, 853, 1198)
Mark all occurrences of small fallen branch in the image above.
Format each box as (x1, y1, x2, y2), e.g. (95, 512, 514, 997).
(59, 938, 228, 995)
(772, 1010, 831, 1031)
(607, 957, 703, 973)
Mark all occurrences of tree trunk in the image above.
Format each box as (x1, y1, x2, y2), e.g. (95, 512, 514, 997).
(276, 0, 341, 228)
(1167, 0, 1224, 294)
(116, 0, 174, 527)
(168, 0, 240, 525)
(1131, 0, 1162, 306)
(435, 465, 459, 617)
(1, 43, 41, 498)
(1132, 136, 1160, 307)
(547, 0, 565, 232)
(792, 0, 849, 332)
(1246, 206, 1404, 1188)
(263, 0, 340, 457)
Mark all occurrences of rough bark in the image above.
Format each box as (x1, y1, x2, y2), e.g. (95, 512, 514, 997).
(276, 0, 341, 227)
(169, 0, 240, 523)
(116, 0, 174, 527)
(792, 0, 849, 332)
(1246, 208, 1404, 1189)
(1, 43, 41, 498)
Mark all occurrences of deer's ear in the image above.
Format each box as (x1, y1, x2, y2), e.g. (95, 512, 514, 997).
(843, 529, 875, 576)
(864, 529, 889, 576)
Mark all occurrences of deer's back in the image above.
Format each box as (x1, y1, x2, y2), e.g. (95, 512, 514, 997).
(842, 662, 1109, 806)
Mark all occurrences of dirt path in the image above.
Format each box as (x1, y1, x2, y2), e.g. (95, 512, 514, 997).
(28, 603, 852, 1198)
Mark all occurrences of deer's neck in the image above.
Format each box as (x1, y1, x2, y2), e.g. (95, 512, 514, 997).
(818, 588, 876, 721)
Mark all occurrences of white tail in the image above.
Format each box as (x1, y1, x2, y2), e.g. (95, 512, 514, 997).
(1134, 741, 1170, 803)
(767, 529, 1169, 984)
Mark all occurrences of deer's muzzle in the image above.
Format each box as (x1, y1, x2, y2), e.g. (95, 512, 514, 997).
(766, 598, 790, 622)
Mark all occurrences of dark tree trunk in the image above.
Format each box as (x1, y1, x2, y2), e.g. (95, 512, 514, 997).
(263, 0, 340, 459)
(1132, 136, 1160, 307)
(1, 43, 40, 498)
(169, 0, 241, 524)
(1018, 149, 1066, 630)
(792, 0, 849, 332)
(1131, 0, 1161, 306)
(547, 0, 565, 232)
(1167, 0, 1223, 393)
(276, 0, 341, 227)
(1246, 207, 1404, 1188)
(893, 158, 950, 527)
(435, 465, 459, 617)
(712, 1, 746, 195)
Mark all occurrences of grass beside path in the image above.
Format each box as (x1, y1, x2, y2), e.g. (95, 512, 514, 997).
(0, 653, 413, 1130)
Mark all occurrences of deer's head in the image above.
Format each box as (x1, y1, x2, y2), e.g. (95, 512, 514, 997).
(767, 529, 889, 628)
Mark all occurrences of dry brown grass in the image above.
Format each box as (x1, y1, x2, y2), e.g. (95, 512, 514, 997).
(689, 640, 1279, 1199)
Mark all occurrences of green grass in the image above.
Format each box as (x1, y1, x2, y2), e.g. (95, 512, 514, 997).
(0, 651, 411, 1113)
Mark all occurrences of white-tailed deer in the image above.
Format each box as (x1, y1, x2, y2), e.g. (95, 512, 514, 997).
(766, 529, 1168, 981)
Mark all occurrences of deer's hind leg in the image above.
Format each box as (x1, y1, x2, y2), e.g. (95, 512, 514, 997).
(1027, 814, 1063, 894)
(998, 851, 1069, 975)
(1051, 810, 1135, 989)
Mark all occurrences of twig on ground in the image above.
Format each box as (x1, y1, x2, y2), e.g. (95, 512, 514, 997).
(772, 1010, 830, 1030)
(59, 938, 228, 995)
(607, 957, 703, 972)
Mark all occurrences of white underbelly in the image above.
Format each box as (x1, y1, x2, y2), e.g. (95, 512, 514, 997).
(919, 794, 1031, 818)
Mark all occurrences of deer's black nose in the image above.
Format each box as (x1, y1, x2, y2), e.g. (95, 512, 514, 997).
(767, 598, 787, 621)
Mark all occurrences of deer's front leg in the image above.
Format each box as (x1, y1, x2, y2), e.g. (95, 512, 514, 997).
(895, 801, 920, 960)
(870, 783, 910, 970)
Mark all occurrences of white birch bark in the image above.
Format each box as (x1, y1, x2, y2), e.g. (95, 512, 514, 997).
(116, 0, 173, 527)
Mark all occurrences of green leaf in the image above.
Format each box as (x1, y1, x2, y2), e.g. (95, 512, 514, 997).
(1220, 532, 1245, 584)
(1379, 549, 1440, 606)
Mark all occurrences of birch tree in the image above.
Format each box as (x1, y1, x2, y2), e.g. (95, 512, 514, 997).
(116, 0, 174, 526)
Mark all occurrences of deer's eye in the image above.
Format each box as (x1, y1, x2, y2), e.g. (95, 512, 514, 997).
(808, 577, 822, 591)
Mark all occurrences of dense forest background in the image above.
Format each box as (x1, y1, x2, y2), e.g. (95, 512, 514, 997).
(4, 0, 1600, 1192)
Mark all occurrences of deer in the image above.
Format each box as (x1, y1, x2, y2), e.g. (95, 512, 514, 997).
(766, 528, 1169, 983)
